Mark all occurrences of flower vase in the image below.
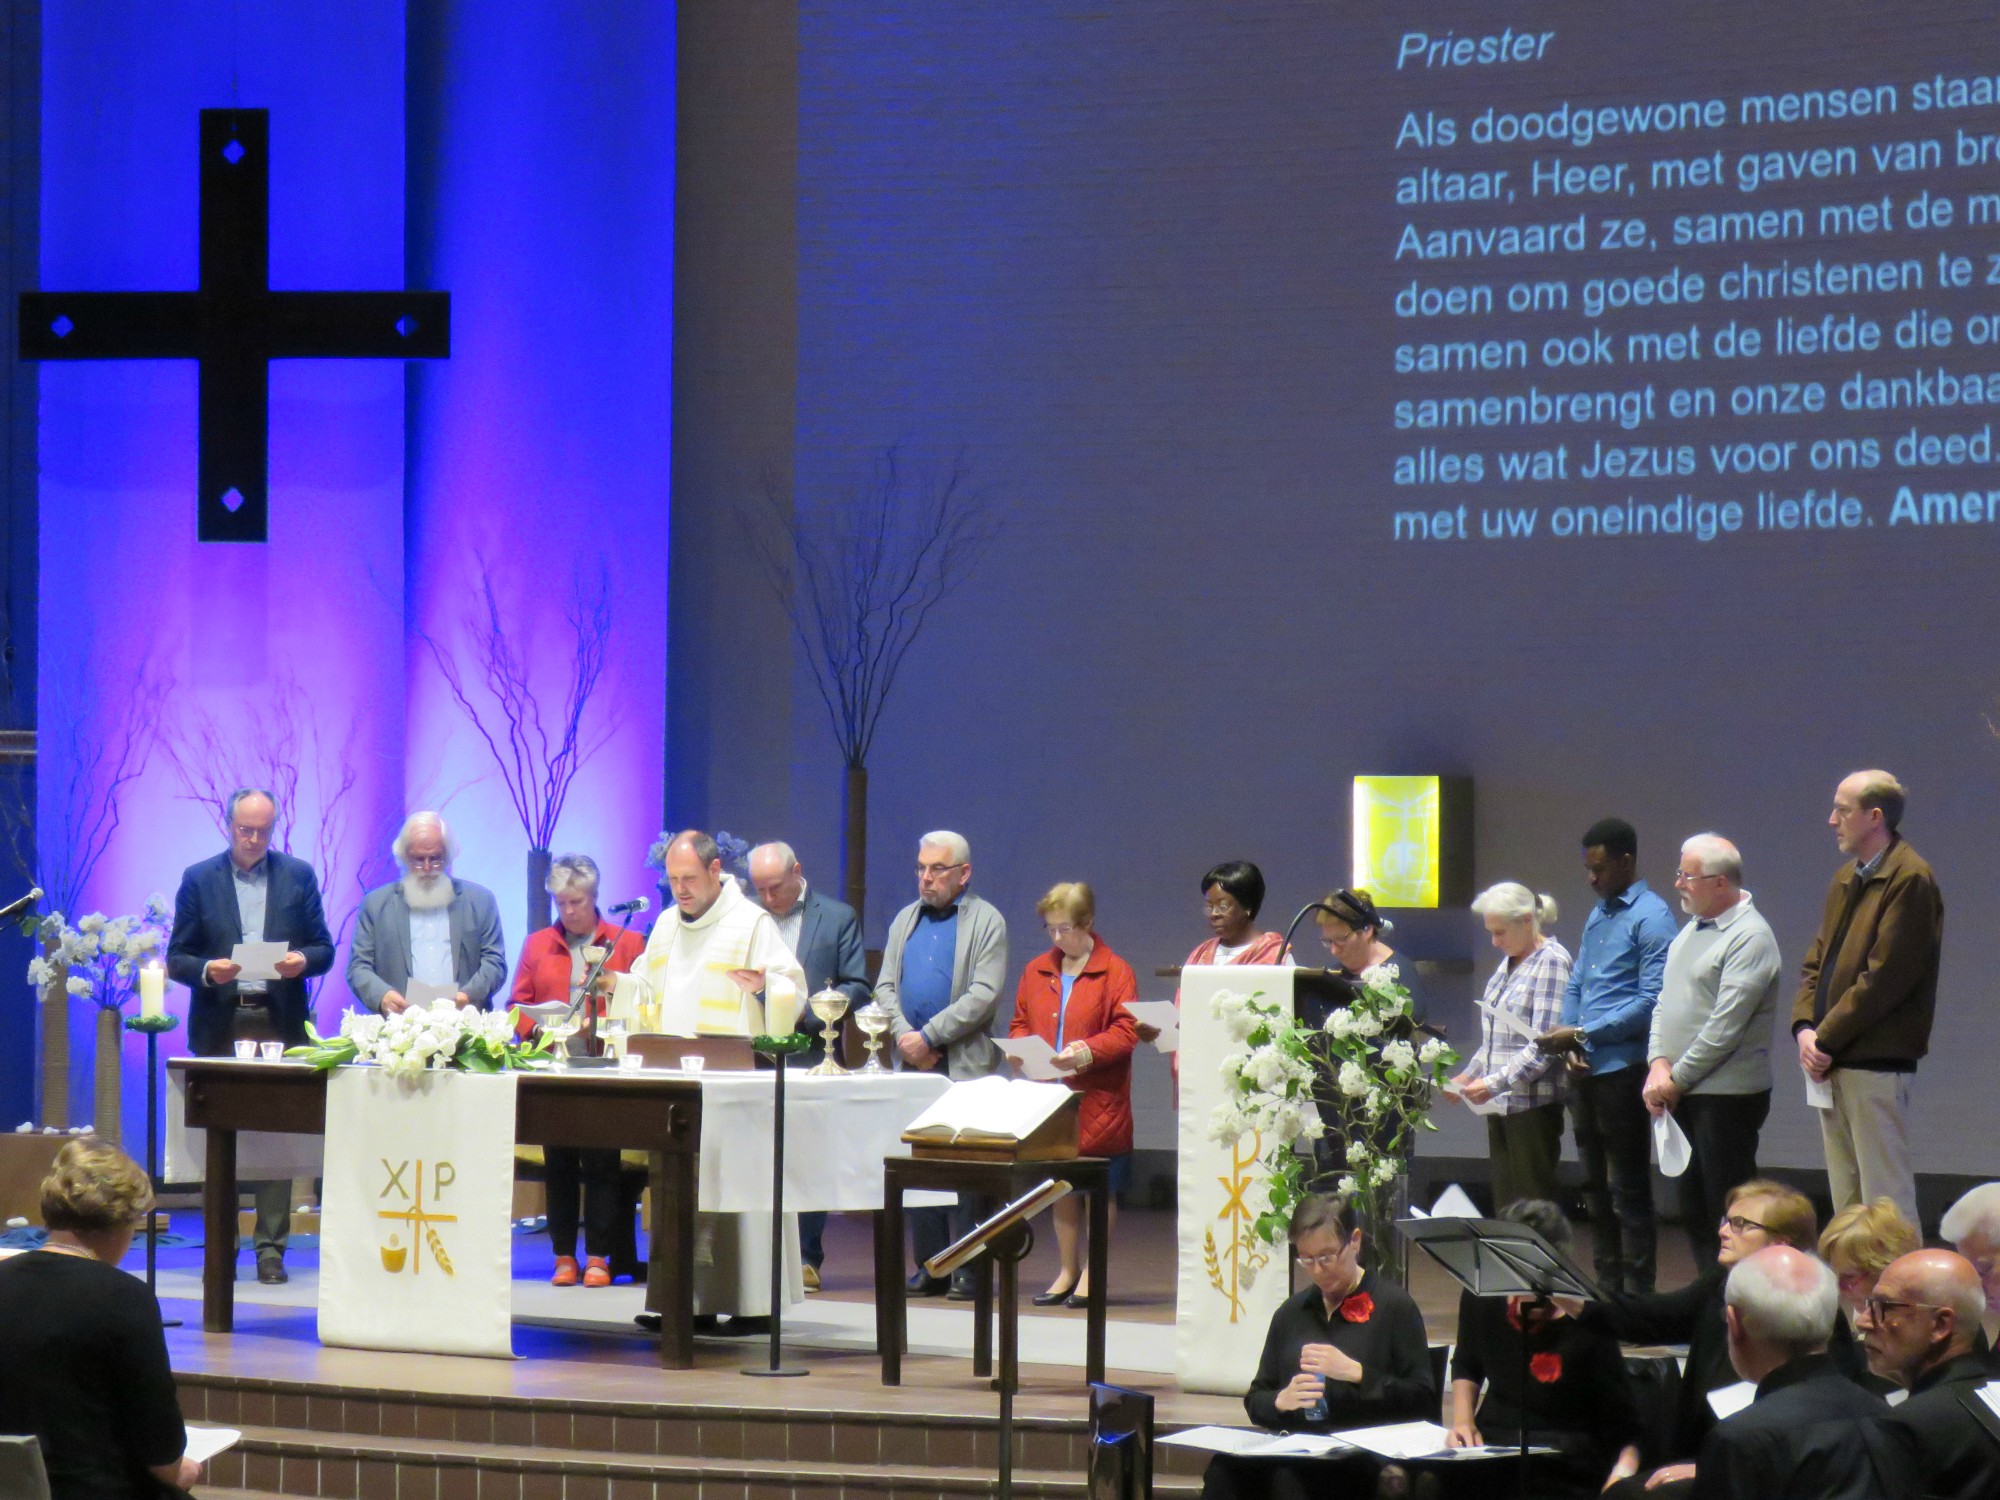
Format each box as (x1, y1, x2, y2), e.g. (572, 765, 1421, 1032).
(93, 1006, 124, 1145)
(38, 958, 70, 1128)
(1363, 1173, 1411, 1286)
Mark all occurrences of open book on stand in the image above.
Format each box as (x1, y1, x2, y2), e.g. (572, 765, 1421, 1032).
(901, 1077, 1082, 1161)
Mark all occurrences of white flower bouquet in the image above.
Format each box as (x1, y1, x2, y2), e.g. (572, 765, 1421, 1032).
(27, 895, 173, 1010)
(287, 1000, 554, 1076)
(1207, 968, 1457, 1259)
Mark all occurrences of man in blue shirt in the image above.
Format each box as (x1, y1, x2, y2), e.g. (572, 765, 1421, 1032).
(1538, 818, 1676, 1293)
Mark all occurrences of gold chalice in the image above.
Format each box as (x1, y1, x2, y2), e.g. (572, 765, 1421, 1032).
(855, 1001, 893, 1074)
(807, 987, 850, 1076)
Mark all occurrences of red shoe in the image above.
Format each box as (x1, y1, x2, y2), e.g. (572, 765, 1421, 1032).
(551, 1256, 580, 1287)
(582, 1256, 612, 1288)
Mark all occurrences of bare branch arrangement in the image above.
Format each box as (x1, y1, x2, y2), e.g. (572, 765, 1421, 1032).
(416, 557, 620, 933)
(33, 662, 174, 917)
(742, 443, 997, 919)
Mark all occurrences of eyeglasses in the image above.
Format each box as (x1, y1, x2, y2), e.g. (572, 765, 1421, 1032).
(1719, 1213, 1774, 1235)
(1674, 870, 1724, 885)
(918, 862, 965, 877)
(1861, 1295, 1945, 1322)
(1204, 900, 1240, 916)
(406, 853, 447, 871)
(1295, 1251, 1347, 1271)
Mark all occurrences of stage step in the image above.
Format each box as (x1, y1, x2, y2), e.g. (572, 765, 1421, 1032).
(181, 1375, 1209, 1499)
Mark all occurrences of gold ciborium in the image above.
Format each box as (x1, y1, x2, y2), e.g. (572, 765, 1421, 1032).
(807, 987, 850, 1076)
(855, 1000, 893, 1074)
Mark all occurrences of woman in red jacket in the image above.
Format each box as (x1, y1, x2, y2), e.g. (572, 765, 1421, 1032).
(1010, 882, 1140, 1307)
(509, 853, 645, 1287)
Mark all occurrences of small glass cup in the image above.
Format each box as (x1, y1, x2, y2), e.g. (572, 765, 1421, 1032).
(259, 1041, 284, 1062)
(679, 1054, 706, 1076)
(619, 1051, 645, 1071)
(233, 1038, 257, 1060)
(600, 1018, 628, 1060)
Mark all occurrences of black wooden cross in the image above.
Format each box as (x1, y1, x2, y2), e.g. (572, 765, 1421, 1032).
(17, 109, 450, 542)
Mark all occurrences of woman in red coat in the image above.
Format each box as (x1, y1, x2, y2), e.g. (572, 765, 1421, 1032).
(509, 853, 645, 1287)
(1009, 881, 1139, 1307)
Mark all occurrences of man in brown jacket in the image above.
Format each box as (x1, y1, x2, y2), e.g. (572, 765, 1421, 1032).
(1792, 770, 1942, 1227)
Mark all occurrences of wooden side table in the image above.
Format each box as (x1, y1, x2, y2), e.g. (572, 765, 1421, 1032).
(876, 1154, 1109, 1387)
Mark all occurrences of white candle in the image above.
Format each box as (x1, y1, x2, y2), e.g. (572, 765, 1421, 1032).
(139, 961, 165, 1019)
(765, 985, 801, 1037)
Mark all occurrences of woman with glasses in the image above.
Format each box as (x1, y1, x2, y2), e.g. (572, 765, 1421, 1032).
(1451, 883, 1571, 1207)
(1158, 861, 1290, 1073)
(1313, 887, 1427, 1024)
(1203, 1194, 1434, 1500)
(1008, 882, 1139, 1306)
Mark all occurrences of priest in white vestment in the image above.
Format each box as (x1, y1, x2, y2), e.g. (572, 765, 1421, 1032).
(622, 830, 808, 1323)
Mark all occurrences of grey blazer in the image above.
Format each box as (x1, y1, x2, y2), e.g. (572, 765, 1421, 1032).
(346, 878, 507, 1011)
(875, 890, 1009, 1080)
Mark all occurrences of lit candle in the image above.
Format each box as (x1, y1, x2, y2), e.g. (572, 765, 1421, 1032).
(139, 961, 165, 1019)
(765, 984, 802, 1037)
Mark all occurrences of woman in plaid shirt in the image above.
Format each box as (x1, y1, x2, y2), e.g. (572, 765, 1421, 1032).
(1453, 883, 1573, 1208)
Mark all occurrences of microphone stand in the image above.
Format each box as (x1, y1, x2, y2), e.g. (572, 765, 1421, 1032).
(565, 907, 640, 1054)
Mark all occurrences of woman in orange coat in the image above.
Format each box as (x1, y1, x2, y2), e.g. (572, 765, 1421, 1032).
(1009, 881, 1139, 1307)
(509, 854, 645, 1287)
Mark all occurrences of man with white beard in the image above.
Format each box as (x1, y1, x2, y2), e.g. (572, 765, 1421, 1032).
(346, 811, 507, 1014)
(625, 830, 807, 1332)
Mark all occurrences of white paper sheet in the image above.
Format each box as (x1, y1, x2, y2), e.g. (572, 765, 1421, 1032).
(1706, 1380, 1756, 1419)
(1429, 1184, 1481, 1219)
(184, 1426, 242, 1464)
(997, 1034, 1065, 1081)
(1974, 1381, 2000, 1419)
(1653, 1110, 1693, 1177)
(229, 940, 288, 981)
(1122, 999, 1181, 1053)
(1439, 1080, 1509, 1116)
(406, 979, 459, 1007)
(1158, 1426, 1348, 1457)
(1475, 998, 1536, 1039)
(1805, 1074, 1834, 1110)
(1331, 1421, 1451, 1460)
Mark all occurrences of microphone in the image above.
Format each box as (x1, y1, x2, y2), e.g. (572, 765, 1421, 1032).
(0, 887, 44, 922)
(606, 896, 650, 916)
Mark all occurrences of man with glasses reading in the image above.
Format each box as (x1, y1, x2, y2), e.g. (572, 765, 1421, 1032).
(875, 830, 1008, 1298)
(1642, 834, 1784, 1267)
(1859, 1250, 2000, 1499)
(168, 787, 336, 1285)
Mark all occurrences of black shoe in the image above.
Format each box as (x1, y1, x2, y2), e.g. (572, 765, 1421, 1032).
(1031, 1279, 1078, 1307)
(720, 1315, 770, 1336)
(946, 1275, 978, 1302)
(256, 1253, 288, 1285)
(1064, 1290, 1093, 1308)
(633, 1311, 663, 1332)
(907, 1270, 949, 1297)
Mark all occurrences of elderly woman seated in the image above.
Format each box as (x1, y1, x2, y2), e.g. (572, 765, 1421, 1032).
(0, 1138, 199, 1499)
(510, 852, 646, 1286)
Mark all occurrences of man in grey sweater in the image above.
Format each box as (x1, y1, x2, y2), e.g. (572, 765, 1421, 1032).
(876, 829, 1010, 1297)
(1642, 833, 1783, 1265)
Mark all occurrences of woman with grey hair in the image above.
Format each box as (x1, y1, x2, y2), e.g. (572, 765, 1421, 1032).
(508, 853, 647, 1287)
(1451, 882, 1572, 1207)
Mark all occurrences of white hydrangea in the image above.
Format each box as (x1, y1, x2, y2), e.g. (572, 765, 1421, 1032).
(1338, 1060, 1371, 1098)
(1207, 1103, 1250, 1145)
(1337, 1174, 1360, 1196)
(26, 958, 50, 988)
(1418, 1037, 1449, 1067)
(65, 975, 93, 998)
(1381, 1039, 1417, 1072)
(1370, 1158, 1399, 1188)
(76, 914, 105, 935)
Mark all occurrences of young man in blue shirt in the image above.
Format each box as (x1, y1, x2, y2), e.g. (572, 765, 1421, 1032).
(1538, 818, 1676, 1293)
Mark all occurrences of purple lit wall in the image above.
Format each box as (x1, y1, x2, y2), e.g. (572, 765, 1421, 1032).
(36, 2, 408, 1137)
(404, 0, 672, 935)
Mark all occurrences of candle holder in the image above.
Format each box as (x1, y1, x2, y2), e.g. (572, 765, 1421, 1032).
(855, 1001, 893, 1074)
(124, 1011, 182, 1325)
(806, 988, 850, 1077)
(748, 1032, 812, 1378)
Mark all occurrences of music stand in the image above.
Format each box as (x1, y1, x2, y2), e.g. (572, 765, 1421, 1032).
(1397, 1216, 1597, 1500)
(927, 1178, 1073, 1500)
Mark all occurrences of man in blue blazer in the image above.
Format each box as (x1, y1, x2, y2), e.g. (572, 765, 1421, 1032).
(750, 841, 870, 1286)
(167, 788, 336, 1283)
(346, 811, 507, 1013)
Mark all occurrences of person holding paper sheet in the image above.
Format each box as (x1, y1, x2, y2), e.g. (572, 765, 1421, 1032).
(876, 829, 1009, 1299)
(1160, 861, 1289, 1063)
(1536, 817, 1675, 1295)
(1453, 883, 1571, 1208)
(0, 1139, 200, 1499)
(1666, 1247, 1909, 1500)
(1791, 771, 1942, 1229)
(1007, 882, 1139, 1306)
(1446, 1200, 1642, 1496)
(1858, 1250, 2000, 1500)
(167, 786, 335, 1284)
(1312, 888, 1428, 1026)
(1643, 835, 1784, 1268)
(346, 811, 507, 1015)
(508, 853, 646, 1289)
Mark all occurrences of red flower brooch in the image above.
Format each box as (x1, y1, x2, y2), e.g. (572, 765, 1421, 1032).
(1338, 1292, 1374, 1324)
(1529, 1352, 1563, 1384)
